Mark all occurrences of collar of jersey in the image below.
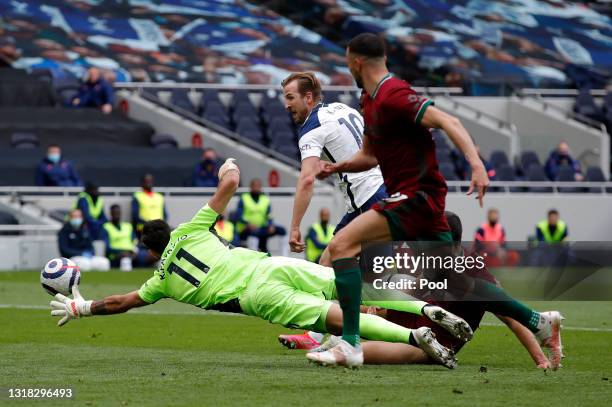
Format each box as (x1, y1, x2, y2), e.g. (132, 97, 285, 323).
(300, 102, 324, 128)
(370, 73, 393, 100)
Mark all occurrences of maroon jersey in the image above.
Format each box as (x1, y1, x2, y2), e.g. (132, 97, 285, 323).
(362, 75, 447, 203)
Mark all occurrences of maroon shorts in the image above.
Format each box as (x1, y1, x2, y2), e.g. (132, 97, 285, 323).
(371, 191, 451, 241)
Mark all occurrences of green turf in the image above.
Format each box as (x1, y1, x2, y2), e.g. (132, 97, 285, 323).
(1, 271, 611, 406)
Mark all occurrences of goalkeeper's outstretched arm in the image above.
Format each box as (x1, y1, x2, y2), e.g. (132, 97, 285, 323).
(90, 291, 148, 315)
(50, 287, 148, 326)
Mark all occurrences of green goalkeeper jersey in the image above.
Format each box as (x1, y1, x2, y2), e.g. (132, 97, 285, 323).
(138, 204, 268, 309)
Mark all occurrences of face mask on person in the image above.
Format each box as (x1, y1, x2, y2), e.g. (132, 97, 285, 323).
(202, 159, 215, 169)
(48, 153, 61, 163)
(70, 218, 83, 229)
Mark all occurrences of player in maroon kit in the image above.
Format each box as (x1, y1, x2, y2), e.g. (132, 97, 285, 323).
(309, 32, 490, 367)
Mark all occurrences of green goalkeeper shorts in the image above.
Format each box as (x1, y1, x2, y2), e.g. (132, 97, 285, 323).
(239, 256, 336, 330)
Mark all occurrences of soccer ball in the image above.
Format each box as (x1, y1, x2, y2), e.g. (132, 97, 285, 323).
(40, 257, 81, 296)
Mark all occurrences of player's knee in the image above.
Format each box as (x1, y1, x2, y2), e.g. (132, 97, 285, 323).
(327, 235, 352, 258)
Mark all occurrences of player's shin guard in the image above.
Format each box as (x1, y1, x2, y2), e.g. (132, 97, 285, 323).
(333, 257, 362, 347)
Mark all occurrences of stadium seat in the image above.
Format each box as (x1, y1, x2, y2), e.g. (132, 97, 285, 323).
(202, 103, 230, 129)
(526, 164, 553, 193)
(435, 149, 452, 164)
(556, 165, 580, 193)
(200, 90, 222, 110)
(235, 117, 260, 131)
(490, 150, 510, 169)
(520, 150, 540, 174)
(151, 134, 178, 149)
(261, 100, 290, 124)
(275, 144, 300, 161)
(494, 163, 521, 193)
(170, 89, 196, 114)
(10, 132, 39, 149)
(232, 90, 256, 108)
(270, 130, 295, 144)
(574, 87, 604, 122)
(432, 131, 450, 150)
(267, 118, 294, 136)
(585, 166, 606, 193)
(232, 102, 259, 125)
(0, 210, 20, 235)
(438, 162, 458, 192)
(239, 129, 264, 144)
(270, 133, 295, 150)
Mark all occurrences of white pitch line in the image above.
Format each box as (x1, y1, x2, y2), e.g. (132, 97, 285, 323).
(2, 304, 612, 332)
(0, 303, 246, 317)
(479, 322, 612, 333)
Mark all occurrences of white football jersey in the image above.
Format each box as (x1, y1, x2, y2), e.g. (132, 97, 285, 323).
(298, 102, 384, 213)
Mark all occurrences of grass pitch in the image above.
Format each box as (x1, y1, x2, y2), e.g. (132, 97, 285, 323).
(1, 270, 611, 406)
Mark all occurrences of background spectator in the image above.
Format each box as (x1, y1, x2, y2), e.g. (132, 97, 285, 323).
(235, 178, 286, 253)
(192, 148, 220, 187)
(71, 67, 114, 114)
(58, 208, 110, 271)
(473, 208, 519, 267)
(74, 182, 107, 240)
(35, 145, 82, 187)
(536, 209, 568, 243)
(102, 204, 154, 270)
(544, 141, 583, 181)
(132, 173, 167, 237)
(305, 207, 335, 263)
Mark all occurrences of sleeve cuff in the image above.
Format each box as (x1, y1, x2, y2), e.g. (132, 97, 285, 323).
(415, 99, 433, 125)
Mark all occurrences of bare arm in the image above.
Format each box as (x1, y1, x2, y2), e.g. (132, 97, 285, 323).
(91, 291, 149, 315)
(421, 106, 489, 207)
(208, 160, 240, 215)
(289, 157, 319, 252)
(497, 315, 550, 369)
(318, 135, 378, 178)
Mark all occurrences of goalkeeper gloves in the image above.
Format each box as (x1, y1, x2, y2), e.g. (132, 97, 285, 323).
(218, 158, 239, 181)
(50, 286, 93, 327)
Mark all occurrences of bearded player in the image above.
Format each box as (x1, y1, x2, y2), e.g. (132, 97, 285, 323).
(310, 32, 490, 367)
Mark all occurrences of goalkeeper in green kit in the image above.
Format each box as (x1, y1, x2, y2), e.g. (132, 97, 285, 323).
(49, 158, 472, 368)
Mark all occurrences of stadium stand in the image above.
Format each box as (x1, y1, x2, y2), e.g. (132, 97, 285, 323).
(0, 108, 153, 146)
(264, 0, 612, 92)
(0, 0, 350, 85)
(0, 146, 203, 187)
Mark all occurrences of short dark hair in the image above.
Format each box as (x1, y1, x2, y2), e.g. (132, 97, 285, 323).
(110, 204, 120, 211)
(85, 181, 97, 193)
(142, 219, 171, 254)
(444, 211, 462, 244)
(347, 33, 386, 58)
(281, 72, 322, 101)
(548, 209, 559, 216)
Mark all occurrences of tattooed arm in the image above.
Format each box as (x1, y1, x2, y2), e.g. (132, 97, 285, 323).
(91, 291, 148, 315)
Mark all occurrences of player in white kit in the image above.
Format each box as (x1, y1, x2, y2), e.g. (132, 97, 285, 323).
(279, 72, 388, 350)
(282, 72, 387, 267)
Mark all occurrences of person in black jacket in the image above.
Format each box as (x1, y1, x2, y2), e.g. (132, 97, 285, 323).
(58, 209, 109, 271)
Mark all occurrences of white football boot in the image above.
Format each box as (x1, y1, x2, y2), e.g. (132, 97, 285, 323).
(422, 305, 474, 342)
(306, 339, 363, 368)
(534, 311, 564, 370)
(413, 327, 457, 369)
(307, 334, 341, 353)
